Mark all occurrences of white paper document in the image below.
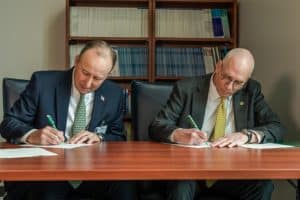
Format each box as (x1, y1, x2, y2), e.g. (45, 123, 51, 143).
(170, 142, 211, 148)
(240, 143, 294, 149)
(0, 148, 57, 158)
(22, 143, 91, 149)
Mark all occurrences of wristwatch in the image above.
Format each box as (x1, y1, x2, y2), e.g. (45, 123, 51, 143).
(250, 130, 265, 143)
(241, 129, 253, 144)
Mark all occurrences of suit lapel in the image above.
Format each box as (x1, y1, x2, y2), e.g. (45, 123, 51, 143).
(88, 87, 107, 130)
(56, 70, 72, 132)
(191, 76, 210, 129)
(233, 90, 248, 131)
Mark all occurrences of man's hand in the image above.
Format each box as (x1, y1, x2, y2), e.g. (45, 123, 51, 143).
(26, 126, 64, 145)
(172, 128, 208, 145)
(212, 132, 248, 148)
(69, 131, 101, 144)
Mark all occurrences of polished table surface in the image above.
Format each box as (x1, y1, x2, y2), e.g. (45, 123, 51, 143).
(0, 141, 299, 181)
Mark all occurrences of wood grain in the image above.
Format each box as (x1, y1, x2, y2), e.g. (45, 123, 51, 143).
(0, 141, 299, 180)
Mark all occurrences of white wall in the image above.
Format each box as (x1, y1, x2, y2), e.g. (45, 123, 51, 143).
(0, 0, 65, 124)
(0, 0, 299, 198)
(239, 0, 300, 199)
(239, 0, 300, 141)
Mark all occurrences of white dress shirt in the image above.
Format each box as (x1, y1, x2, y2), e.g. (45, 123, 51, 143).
(65, 77, 94, 140)
(201, 75, 236, 138)
(21, 72, 95, 142)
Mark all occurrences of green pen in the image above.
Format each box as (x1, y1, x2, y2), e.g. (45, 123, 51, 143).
(187, 115, 210, 146)
(186, 115, 200, 130)
(46, 114, 57, 129)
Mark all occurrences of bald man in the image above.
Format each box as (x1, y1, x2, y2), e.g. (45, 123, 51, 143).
(149, 48, 285, 200)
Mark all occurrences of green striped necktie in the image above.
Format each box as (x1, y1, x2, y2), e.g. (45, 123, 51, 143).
(71, 94, 87, 136)
(70, 94, 86, 189)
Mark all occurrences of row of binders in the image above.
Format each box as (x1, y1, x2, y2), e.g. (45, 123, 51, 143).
(70, 7, 230, 38)
(155, 46, 228, 76)
(69, 45, 228, 77)
(70, 7, 148, 37)
(156, 8, 230, 38)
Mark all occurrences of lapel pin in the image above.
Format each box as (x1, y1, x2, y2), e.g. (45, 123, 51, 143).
(100, 95, 105, 102)
(240, 101, 245, 106)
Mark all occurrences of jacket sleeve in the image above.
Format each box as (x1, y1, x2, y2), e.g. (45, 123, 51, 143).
(0, 73, 40, 143)
(149, 82, 185, 143)
(249, 81, 286, 143)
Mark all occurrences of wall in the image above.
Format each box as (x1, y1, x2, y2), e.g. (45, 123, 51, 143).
(239, 0, 300, 199)
(0, 0, 299, 198)
(0, 0, 65, 126)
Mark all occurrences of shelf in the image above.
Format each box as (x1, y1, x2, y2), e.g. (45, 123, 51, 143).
(69, 37, 149, 45)
(156, 0, 236, 2)
(156, 37, 232, 42)
(108, 77, 149, 81)
(66, 0, 238, 81)
(155, 0, 236, 8)
(70, 0, 149, 7)
(155, 38, 234, 46)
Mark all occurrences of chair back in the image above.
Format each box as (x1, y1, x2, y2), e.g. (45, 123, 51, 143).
(2, 78, 29, 113)
(131, 80, 173, 141)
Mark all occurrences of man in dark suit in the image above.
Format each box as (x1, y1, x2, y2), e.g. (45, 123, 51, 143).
(149, 48, 285, 200)
(0, 40, 137, 200)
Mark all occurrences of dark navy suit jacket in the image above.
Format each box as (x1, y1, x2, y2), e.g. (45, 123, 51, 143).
(0, 68, 125, 143)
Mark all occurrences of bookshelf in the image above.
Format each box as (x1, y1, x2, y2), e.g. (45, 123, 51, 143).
(66, 0, 238, 82)
(65, 0, 238, 140)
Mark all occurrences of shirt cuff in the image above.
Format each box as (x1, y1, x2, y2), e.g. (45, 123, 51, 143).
(168, 131, 175, 142)
(168, 128, 182, 143)
(20, 129, 37, 144)
(249, 129, 263, 143)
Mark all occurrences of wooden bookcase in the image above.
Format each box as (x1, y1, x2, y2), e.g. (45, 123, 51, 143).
(65, 0, 238, 140)
(65, 0, 238, 84)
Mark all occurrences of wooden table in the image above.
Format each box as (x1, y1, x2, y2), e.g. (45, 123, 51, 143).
(0, 141, 299, 181)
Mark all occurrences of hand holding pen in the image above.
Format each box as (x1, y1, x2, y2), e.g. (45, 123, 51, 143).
(26, 115, 64, 145)
(46, 114, 64, 144)
(171, 115, 208, 145)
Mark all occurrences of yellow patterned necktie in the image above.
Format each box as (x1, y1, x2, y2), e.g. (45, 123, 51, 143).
(211, 97, 226, 141)
(207, 97, 226, 188)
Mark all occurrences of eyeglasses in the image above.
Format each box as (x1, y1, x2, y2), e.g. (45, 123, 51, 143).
(219, 62, 246, 89)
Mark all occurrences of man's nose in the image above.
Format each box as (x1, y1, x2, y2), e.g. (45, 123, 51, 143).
(225, 81, 234, 91)
(84, 78, 93, 88)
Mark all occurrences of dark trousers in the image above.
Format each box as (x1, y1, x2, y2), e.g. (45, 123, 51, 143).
(5, 180, 137, 200)
(160, 180, 274, 200)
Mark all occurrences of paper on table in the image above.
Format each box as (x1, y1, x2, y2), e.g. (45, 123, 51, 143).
(22, 143, 91, 149)
(240, 143, 294, 149)
(170, 142, 211, 148)
(0, 148, 57, 158)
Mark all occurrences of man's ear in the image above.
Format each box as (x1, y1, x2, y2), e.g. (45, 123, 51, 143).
(215, 60, 222, 73)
